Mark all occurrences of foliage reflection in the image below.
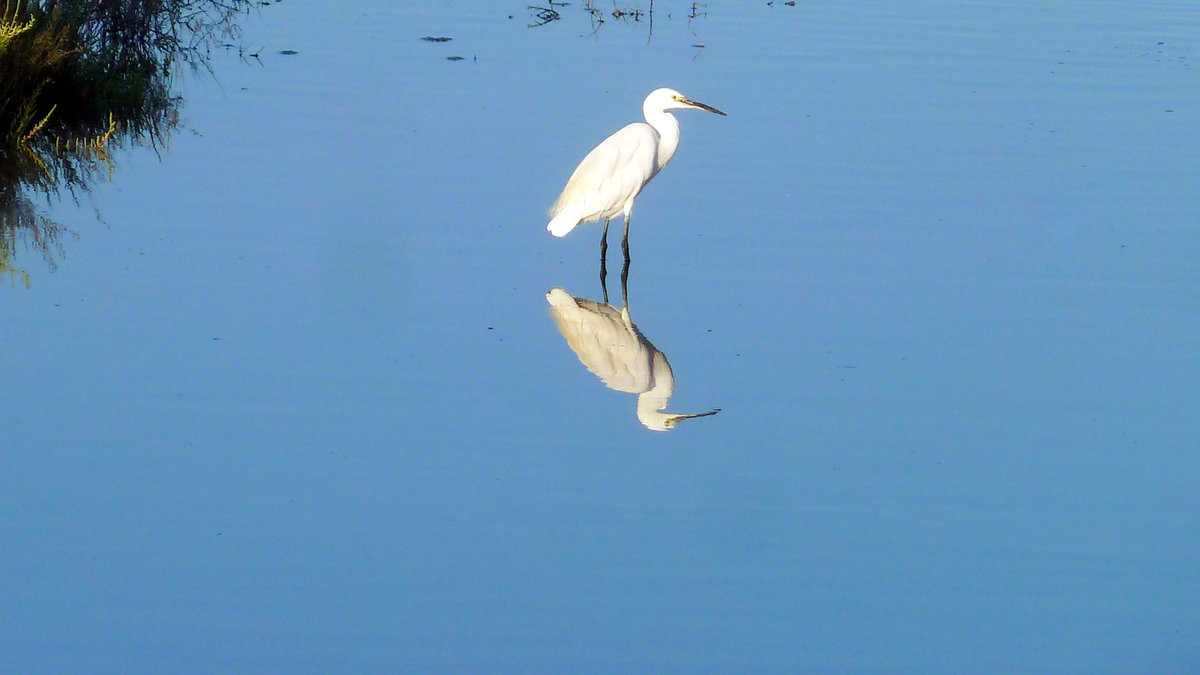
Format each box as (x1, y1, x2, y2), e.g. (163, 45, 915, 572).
(1, 0, 261, 286)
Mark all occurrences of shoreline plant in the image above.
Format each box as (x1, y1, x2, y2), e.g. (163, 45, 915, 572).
(1, 0, 260, 285)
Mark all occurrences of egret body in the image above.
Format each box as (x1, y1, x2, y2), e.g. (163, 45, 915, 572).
(547, 88, 725, 262)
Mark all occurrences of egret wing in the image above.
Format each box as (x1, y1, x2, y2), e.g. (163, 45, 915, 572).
(551, 123, 659, 223)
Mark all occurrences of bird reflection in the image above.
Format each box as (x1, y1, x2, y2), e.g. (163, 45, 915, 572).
(546, 271, 719, 431)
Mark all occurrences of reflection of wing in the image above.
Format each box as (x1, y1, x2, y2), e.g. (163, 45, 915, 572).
(547, 288, 719, 431)
(547, 288, 652, 393)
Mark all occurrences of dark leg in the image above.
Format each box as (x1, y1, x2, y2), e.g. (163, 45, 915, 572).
(620, 255, 630, 308)
(599, 218, 610, 303)
(621, 214, 631, 264)
(618, 214, 631, 306)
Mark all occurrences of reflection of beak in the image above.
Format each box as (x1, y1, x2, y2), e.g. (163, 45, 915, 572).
(681, 98, 727, 116)
(663, 408, 722, 429)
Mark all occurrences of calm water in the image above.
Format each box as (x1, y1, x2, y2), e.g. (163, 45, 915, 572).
(4, 1, 1199, 672)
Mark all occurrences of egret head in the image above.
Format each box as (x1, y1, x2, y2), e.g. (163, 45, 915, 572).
(645, 87, 727, 116)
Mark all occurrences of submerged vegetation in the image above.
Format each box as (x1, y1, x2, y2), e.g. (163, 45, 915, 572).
(1, 0, 260, 285)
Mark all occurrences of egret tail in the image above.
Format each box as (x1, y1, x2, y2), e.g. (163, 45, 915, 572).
(547, 211, 581, 237)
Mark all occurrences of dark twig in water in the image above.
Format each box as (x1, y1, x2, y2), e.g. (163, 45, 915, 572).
(584, 0, 603, 30)
(527, 4, 561, 27)
(550, 0, 661, 41)
(607, 1, 649, 23)
(647, 0, 653, 44)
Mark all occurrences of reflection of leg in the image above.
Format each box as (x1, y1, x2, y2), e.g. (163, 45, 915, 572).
(619, 214, 630, 306)
(620, 255, 630, 307)
(599, 218, 610, 301)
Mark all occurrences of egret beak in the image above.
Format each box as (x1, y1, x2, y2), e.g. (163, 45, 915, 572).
(679, 97, 727, 116)
(662, 408, 722, 429)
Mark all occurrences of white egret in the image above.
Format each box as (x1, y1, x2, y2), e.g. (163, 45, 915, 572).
(547, 88, 726, 267)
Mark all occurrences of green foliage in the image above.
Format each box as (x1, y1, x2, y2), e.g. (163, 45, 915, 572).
(0, 1, 74, 144)
(2, 0, 258, 147)
(1, 0, 259, 286)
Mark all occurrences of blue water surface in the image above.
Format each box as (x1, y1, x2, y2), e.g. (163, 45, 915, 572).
(2, 1, 1198, 672)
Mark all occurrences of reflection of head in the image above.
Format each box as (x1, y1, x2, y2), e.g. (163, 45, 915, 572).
(547, 288, 719, 431)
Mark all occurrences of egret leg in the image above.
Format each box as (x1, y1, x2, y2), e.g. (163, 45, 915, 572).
(621, 214, 631, 264)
